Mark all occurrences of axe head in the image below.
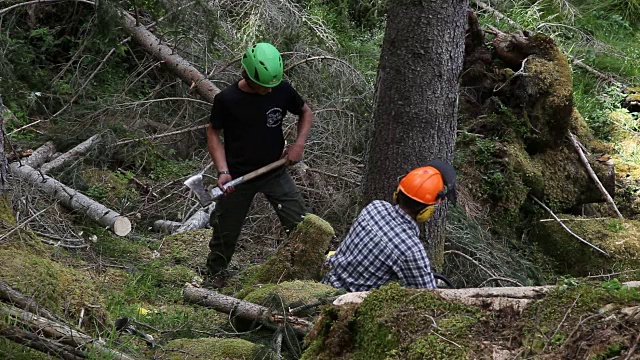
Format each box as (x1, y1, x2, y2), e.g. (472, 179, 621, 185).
(184, 174, 214, 207)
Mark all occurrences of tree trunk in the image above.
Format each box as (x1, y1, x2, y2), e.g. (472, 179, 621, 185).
(0, 95, 7, 193)
(362, 0, 468, 269)
(8, 163, 131, 236)
(152, 219, 182, 233)
(40, 134, 101, 174)
(118, 11, 220, 103)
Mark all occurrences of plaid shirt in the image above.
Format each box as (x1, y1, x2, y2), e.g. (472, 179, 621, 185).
(322, 200, 436, 292)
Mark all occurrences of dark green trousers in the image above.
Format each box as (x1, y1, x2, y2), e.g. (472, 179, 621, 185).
(206, 168, 307, 275)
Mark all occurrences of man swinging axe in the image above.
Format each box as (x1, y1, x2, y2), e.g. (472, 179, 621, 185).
(204, 42, 314, 288)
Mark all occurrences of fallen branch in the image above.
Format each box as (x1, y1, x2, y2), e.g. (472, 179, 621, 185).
(40, 134, 102, 174)
(0, 206, 50, 243)
(173, 205, 212, 233)
(568, 132, 623, 218)
(23, 141, 56, 169)
(183, 284, 313, 337)
(9, 163, 131, 236)
(152, 219, 182, 233)
(0, 303, 137, 360)
(530, 195, 609, 256)
(0, 280, 62, 323)
(116, 124, 207, 145)
(0, 323, 86, 360)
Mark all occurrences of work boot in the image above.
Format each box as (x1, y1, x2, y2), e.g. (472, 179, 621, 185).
(202, 273, 227, 289)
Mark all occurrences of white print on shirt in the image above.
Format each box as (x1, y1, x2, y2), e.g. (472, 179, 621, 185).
(266, 107, 283, 128)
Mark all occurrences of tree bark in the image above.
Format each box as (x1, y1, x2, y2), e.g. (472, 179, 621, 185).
(333, 281, 640, 312)
(0, 303, 137, 360)
(118, 10, 220, 104)
(0, 95, 8, 193)
(152, 219, 182, 233)
(173, 206, 213, 234)
(8, 163, 131, 236)
(40, 134, 100, 174)
(362, 0, 468, 269)
(23, 141, 56, 169)
(0, 323, 86, 360)
(183, 284, 313, 337)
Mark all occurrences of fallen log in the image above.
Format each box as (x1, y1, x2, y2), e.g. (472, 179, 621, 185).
(0, 322, 86, 360)
(118, 11, 220, 103)
(152, 219, 182, 233)
(183, 284, 313, 337)
(173, 206, 213, 234)
(8, 163, 131, 236)
(0, 303, 137, 360)
(23, 141, 56, 169)
(40, 134, 101, 174)
(333, 281, 640, 312)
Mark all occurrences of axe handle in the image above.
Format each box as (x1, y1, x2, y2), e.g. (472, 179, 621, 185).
(212, 158, 288, 199)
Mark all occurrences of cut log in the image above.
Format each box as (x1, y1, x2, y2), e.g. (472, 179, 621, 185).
(23, 141, 56, 169)
(8, 163, 131, 236)
(0, 303, 137, 360)
(333, 281, 640, 312)
(152, 219, 182, 233)
(183, 284, 313, 337)
(0, 322, 86, 360)
(40, 134, 101, 174)
(173, 206, 213, 234)
(118, 11, 220, 103)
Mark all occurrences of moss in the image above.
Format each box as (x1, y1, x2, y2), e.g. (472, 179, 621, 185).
(157, 229, 211, 267)
(242, 280, 341, 315)
(521, 282, 640, 354)
(530, 215, 640, 277)
(234, 214, 334, 289)
(92, 235, 153, 263)
(163, 337, 272, 360)
(0, 248, 109, 332)
(80, 168, 140, 211)
(313, 283, 480, 359)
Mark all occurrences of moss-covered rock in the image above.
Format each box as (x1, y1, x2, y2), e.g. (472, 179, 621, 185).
(530, 215, 640, 278)
(241, 280, 342, 315)
(163, 337, 274, 360)
(233, 214, 334, 290)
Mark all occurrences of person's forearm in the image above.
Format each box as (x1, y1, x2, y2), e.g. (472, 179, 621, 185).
(207, 125, 228, 172)
(294, 104, 313, 145)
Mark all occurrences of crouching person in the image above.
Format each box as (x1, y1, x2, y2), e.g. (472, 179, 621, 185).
(322, 161, 456, 292)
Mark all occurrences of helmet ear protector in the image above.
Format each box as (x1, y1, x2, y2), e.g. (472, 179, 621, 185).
(393, 187, 438, 223)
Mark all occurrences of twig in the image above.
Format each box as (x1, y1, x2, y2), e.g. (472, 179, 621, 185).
(586, 269, 640, 279)
(113, 97, 212, 108)
(494, 58, 528, 92)
(472, 0, 522, 29)
(444, 250, 498, 279)
(430, 329, 463, 349)
(542, 294, 580, 352)
(624, 332, 640, 360)
(478, 277, 524, 287)
(0, 206, 50, 243)
(530, 195, 609, 256)
(116, 124, 207, 145)
(568, 132, 623, 219)
(284, 56, 364, 82)
(539, 217, 609, 222)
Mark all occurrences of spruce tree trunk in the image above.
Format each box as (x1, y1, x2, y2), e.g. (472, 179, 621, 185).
(362, 1, 468, 269)
(0, 95, 8, 193)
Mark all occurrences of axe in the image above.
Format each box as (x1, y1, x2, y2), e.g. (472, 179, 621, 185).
(184, 158, 288, 207)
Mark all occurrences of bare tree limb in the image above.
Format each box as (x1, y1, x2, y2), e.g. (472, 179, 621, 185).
(568, 132, 623, 219)
(530, 195, 609, 256)
(40, 134, 101, 174)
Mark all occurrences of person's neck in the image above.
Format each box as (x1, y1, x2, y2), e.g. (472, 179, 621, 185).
(398, 204, 418, 222)
(238, 79, 256, 93)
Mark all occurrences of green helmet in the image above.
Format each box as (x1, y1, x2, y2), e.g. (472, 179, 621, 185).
(241, 43, 283, 87)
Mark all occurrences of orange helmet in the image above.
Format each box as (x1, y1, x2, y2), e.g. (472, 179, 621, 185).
(397, 166, 444, 205)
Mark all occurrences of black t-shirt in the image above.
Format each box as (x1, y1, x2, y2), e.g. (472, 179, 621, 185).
(210, 80, 305, 177)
